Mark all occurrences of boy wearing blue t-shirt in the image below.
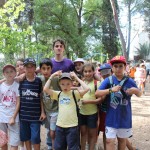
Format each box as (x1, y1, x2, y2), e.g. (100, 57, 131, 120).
(19, 58, 46, 150)
(95, 56, 142, 150)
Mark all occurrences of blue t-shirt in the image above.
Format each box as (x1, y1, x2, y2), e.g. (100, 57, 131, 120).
(51, 58, 74, 73)
(19, 77, 42, 122)
(99, 75, 137, 129)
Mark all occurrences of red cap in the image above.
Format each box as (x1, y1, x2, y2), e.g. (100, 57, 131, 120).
(3, 64, 16, 72)
(110, 56, 126, 65)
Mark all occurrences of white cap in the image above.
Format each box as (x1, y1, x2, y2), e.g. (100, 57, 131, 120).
(74, 58, 85, 64)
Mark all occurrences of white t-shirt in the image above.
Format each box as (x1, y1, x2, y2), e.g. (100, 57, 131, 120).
(0, 81, 20, 123)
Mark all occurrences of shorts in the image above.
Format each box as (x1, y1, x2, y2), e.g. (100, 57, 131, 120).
(79, 113, 98, 128)
(0, 122, 20, 146)
(99, 111, 106, 132)
(20, 121, 41, 144)
(105, 126, 132, 138)
(54, 126, 80, 150)
(48, 112, 58, 131)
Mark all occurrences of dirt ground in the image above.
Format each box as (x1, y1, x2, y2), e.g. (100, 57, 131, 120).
(40, 83, 150, 150)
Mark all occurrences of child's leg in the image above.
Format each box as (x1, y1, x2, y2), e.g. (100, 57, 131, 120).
(30, 122, 41, 150)
(87, 113, 98, 150)
(126, 138, 135, 150)
(54, 126, 67, 150)
(118, 138, 126, 150)
(9, 123, 20, 150)
(1, 145, 8, 150)
(106, 138, 116, 150)
(88, 128, 97, 150)
(66, 126, 80, 150)
(80, 125, 88, 150)
(49, 113, 57, 149)
(103, 133, 106, 150)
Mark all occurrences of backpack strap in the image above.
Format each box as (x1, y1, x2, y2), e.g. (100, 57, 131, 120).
(57, 91, 62, 101)
(94, 80, 98, 91)
(108, 76, 113, 88)
(72, 90, 79, 118)
(119, 76, 129, 87)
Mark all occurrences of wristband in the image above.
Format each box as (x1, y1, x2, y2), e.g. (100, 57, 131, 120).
(109, 88, 113, 93)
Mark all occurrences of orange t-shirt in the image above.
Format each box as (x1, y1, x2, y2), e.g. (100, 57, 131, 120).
(129, 67, 136, 78)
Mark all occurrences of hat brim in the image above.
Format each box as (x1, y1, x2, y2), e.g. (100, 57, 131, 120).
(110, 60, 126, 65)
(3, 65, 16, 72)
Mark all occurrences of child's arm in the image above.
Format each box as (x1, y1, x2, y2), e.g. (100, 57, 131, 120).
(39, 93, 46, 121)
(95, 85, 121, 97)
(0, 78, 6, 84)
(9, 96, 20, 125)
(43, 71, 62, 96)
(126, 87, 142, 97)
(70, 72, 90, 97)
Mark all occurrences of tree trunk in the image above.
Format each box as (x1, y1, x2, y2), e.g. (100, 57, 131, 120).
(127, 2, 131, 60)
(110, 0, 127, 60)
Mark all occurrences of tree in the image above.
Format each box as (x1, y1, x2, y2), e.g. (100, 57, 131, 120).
(110, 0, 127, 59)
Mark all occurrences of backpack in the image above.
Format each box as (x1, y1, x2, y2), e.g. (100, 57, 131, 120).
(109, 75, 129, 100)
(58, 90, 79, 123)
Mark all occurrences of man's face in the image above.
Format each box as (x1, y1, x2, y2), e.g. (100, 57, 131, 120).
(53, 41, 65, 56)
(24, 64, 36, 75)
(112, 63, 126, 76)
(40, 64, 52, 79)
(3, 67, 16, 81)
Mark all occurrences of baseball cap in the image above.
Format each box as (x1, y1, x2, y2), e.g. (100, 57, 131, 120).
(23, 58, 36, 66)
(98, 63, 111, 71)
(74, 58, 84, 64)
(3, 64, 16, 72)
(110, 56, 126, 65)
(59, 73, 72, 81)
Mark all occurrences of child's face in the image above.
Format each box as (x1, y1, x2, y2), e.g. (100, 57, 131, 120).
(59, 79, 73, 92)
(24, 64, 36, 75)
(16, 60, 24, 75)
(83, 66, 94, 81)
(112, 63, 126, 76)
(74, 62, 84, 73)
(3, 67, 16, 81)
(40, 64, 52, 79)
(72, 79, 80, 87)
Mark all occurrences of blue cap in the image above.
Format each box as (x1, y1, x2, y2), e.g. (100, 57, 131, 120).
(24, 58, 36, 66)
(99, 63, 111, 71)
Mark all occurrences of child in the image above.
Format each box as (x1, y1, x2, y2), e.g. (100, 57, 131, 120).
(43, 71, 89, 150)
(98, 63, 112, 150)
(19, 58, 46, 150)
(74, 58, 85, 77)
(79, 63, 101, 150)
(16, 58, 25, 76)
(39, 58, 58, 150)
(95, 56, 142, 150)
(0, 65, 20, 150)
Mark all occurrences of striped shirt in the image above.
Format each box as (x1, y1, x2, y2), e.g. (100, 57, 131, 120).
(19, 77, 42, 122)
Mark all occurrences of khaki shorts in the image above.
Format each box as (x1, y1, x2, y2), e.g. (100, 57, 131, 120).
(0, 123, 20, 146)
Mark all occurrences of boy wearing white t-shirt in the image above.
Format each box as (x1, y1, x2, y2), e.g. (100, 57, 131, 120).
(0, 64, 20, 150)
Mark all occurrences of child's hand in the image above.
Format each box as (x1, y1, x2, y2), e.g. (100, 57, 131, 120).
(52, 70, 62, 78)
(112, 85, 121, 92)
(126, 87, 137, 95)
(70, 72, 77, 79)
(9, 117, 15, 125)
(39, 112, 46, 121)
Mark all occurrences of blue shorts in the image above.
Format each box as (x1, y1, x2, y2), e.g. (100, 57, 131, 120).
(54, 126, 80, 150)
(79, 113, 98, 128)
(20, 121, 41, 144)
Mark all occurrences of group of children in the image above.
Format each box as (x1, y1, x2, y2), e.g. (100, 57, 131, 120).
(0, 54, 142, 150)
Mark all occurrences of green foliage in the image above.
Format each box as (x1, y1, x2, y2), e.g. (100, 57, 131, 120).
(135, 43, 150, 60)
